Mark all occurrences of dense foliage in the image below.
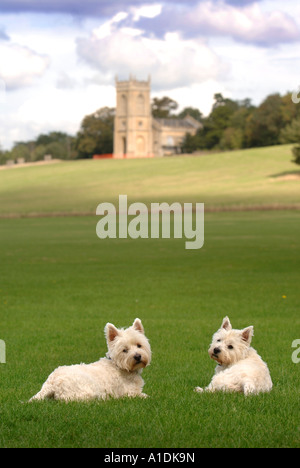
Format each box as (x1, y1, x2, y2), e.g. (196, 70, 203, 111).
(181, 92, 300, 157)
(1, 91, 300, 164)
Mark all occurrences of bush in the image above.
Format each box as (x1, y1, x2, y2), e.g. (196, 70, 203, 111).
(292, 146, 300, 165)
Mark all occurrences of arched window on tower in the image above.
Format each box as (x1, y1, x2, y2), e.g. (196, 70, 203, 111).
(137, 94, 145, 115)
(120, 94, 127, 115)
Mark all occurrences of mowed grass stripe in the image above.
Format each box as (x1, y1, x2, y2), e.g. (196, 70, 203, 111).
(0, 212, 299, 447)
(0, 145, 299, 216)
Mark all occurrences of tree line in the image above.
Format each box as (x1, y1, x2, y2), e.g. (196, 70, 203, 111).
(0, 131, 78, 165)
(181, 92, 300, 158)
(1, 91, 300, 165)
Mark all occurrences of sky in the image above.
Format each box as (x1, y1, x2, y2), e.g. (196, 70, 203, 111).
(0, 0, 299, 150)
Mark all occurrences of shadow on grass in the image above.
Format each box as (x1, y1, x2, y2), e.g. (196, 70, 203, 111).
(269, 169, 300, 179)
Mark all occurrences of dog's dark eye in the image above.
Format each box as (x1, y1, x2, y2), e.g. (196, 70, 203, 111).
(217, 339, 221, 342)
(123, 349, 128, 353)
(228, 345, 234, 350)
(137, 344, 141, 348)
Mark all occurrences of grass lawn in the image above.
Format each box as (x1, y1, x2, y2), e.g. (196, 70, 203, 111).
(0, 211, 299, 447)
(0, 144, 299, 216)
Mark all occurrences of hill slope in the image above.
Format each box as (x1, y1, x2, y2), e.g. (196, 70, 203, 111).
(0, 145, 299, 216)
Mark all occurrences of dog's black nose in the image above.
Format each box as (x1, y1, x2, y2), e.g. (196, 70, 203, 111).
(134, 353, 142, 362)
(213, 347, 221, 355)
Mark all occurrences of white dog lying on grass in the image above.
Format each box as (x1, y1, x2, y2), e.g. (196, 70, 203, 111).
(195, 317, 272, 395)
(29, 318, 151, 402)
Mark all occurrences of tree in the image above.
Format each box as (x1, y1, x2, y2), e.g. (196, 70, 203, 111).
(226, 101, 255, 149)
(152, 97, 178, 118)
(280, 92, 300, 126)
(219, 127, 243, 150)
(0, 144, 8, 165)
(181, 132, 199, 153)
(75, 107, 115, 158)
(245, 94, 285, 147)
(5, 132, 78, 162)
(200, 94, 239, 149)
(292, 146, 300, 165)
(177, 107, 203, 122)
(36, 131, 70, 146)
(35, 132, 77, 160)
(9, 142, 32, 161)
(280, 117, 300, 165)
(280, 117, 300, 144)
(180, 95, 256, 152)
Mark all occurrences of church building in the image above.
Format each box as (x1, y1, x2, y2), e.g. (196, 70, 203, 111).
(113, 76, 201, 158)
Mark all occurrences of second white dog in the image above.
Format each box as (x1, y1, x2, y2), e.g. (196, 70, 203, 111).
(195, 317, 272, 395)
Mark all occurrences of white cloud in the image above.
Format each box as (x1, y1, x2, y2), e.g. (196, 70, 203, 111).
(185, 1, 300, 45)
(131, 3, 162, 21)
(1, 2, 299, 151)
(16, 85, 112, 123)
(0, 42, 50, 90)
(93, 11, 128, 39)
(76, 21, 224, 91)
(0, 82, 115, 148)
(155, 79, 228, 116)
(209, 37, 300, 106)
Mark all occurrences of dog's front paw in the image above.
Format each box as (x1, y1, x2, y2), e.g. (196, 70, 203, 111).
(140, 392, 149, 398)
(194, 386, 204, 393)
(243, 383, 257, 396)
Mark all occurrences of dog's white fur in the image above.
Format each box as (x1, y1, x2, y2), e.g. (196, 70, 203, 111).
(29, 318, 151, 402)
(195, 317, 272, 395)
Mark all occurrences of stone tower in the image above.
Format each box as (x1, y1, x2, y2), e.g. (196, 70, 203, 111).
(114, 75, 153, 158)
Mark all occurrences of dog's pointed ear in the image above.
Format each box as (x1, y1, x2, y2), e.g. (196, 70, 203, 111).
(105, 323, 119, 344)
(132, 318, 144, 334)
(241, 326, 254, 345)
(221, 316, 232, 331)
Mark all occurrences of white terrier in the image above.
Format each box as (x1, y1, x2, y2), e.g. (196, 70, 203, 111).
(195, 317, 272, 395)
(29, 318, 151, 402)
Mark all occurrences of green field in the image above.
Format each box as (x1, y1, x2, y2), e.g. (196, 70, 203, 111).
(0, 144, 299, 216)
(0, 146, 299, 448)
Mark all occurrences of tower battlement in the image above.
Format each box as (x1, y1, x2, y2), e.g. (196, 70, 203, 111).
(115, 75, 151, 88)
